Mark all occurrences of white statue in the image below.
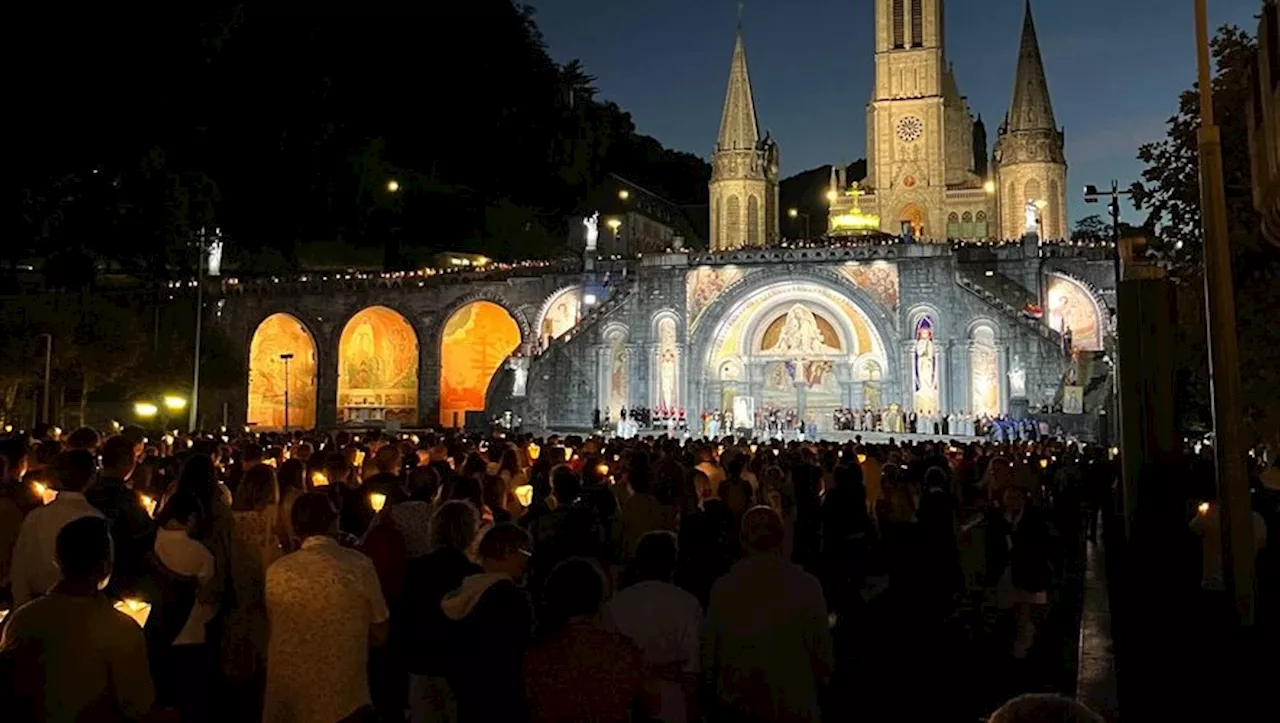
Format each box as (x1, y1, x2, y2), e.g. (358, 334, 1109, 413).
(207, 238, 223, 277)
(511, 358, 529, 397)
(915, 326, 937, 393)
(773, 304, 838, 357)
(657, 318, 678, 410)
(1024, 199, 1039, 234)
(583, 212, 600, 250)
(1009, 355, 1027, 398)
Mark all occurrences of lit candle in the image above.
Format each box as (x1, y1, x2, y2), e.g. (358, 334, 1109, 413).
(563, 448, 573, 462)
(369, 492, 387, 513)
(32, 482, 57, 505)
(113, 598, 152, 628)
(749, 444, 758, 454)
(1198, 501, 1210, 516)
(1039, 458, 1049, 469)
(311, 471, 329, 487)
(515, 484, 534, 507)
(140, 495, 157, 518)
(857, 454, 868, 464)
(526, 443, 540, 461)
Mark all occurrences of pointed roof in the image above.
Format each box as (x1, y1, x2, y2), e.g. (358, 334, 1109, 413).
(716, 30, 760, 152)
(1006, 0, 1057, 132)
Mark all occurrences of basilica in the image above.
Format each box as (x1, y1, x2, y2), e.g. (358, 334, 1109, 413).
(220, 1, 1116, 439)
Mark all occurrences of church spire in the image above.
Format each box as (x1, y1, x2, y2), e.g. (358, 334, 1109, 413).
(1006, 0, 1057, 132)
(716, 29, 760, 152)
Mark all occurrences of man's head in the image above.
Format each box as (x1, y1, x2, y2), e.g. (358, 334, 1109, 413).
(544, 557, 606, 626)
(291, 492, 339, 539)
(55, 515, 113, 587)
(374, 445, 403, 476)
(741, 505, 785, 556)
(0, 439, 28, 481)
(65, 427, 101, 453)
(324, 452, 353, 485)
(633, 530, 678, 582)
(100, 435, 137, 481)
(55, 450, 98, 493)
(476, 522, 532, 579)
(241, 443, 264, 468)
(988, 694, 1104, 723)
(429, 500, 480, 553)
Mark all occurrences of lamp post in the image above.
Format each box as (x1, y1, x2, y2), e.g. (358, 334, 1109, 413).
(189, 227, 214, 434)
(279, 353, 294, 431)
(1083, 181, 1134, 284)
(1194, 0, 1252, 626)
(788, 208, 811, 240)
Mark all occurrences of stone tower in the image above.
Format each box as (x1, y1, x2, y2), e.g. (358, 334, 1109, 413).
(866, 0, 948, 238)
(994, 0, 1067, 240)
(709, 27, 779, 251)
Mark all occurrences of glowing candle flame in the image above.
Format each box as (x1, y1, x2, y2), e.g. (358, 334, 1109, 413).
(1198, 502, 1210, 515)
(32, 482, 57, 505)
(312, 472, 329, 487)
(1040, 459, 1049, 469)
(857, 454, 868, 464)
(563, 448, 573, 462)
(596, 464, 609, 477)
(140, 495, 157, 518)
(369, 492, 387, 513)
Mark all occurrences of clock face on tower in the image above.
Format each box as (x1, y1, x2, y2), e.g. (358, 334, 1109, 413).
(897, 116, 924, 143)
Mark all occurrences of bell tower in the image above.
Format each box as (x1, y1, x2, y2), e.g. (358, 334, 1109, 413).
(866, 0, 948, 238)
(709, 23, 779, 251)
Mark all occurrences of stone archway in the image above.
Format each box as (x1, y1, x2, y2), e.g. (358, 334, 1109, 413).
(247, 313, 318, 430)
(337, 306, 420, 425)
(439, 300, 521, 427)
(691, 273, 897, 428)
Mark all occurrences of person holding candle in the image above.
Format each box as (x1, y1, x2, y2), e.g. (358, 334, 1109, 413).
(262, 492, 389, 723)
(1, 516, 156, 721)
(9, 450, 104, 606)
(87, 435, 155, 599)
(149, 488, 218, 720)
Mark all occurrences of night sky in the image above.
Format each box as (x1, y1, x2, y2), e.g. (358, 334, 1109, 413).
(533, 0, 1262, 225)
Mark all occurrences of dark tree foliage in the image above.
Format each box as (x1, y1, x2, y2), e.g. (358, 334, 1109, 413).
(14, 1, 710, 275)
(1131, 25, 1280, 440)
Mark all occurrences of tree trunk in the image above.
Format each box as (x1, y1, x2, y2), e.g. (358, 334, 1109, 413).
(80, 379, 91, 429)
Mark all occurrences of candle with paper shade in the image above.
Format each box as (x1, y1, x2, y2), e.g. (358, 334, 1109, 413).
(526, 443, 540, 461)
(515, 484, 534, 507)
(1198, 501, 1211, 516)
(32, 481, 58, 505)
(563, 448, 573, 462)
(0, 608, 9, 624)
(113, 598, 152, 628)
(369, 492, 387, 513)
(1039, 458, 1049, 469)
(140, 495, 157, 518)
(596, 464, 609, 477)
(857, 454, 868, 464)
(311, 471, 329, 487)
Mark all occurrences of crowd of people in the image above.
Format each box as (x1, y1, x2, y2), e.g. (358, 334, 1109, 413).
(0, 419, 1272, 722)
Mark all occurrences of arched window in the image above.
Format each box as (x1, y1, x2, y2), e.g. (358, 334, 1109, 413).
(910, 0, 924, 48)
(946, 212, 960, 239)
(892, 0, 905, 48)
(726, 195, 742, 248)
(975, 211, 988, 239)
(747, 195, 761, 246)
(961, 211, 974, 238)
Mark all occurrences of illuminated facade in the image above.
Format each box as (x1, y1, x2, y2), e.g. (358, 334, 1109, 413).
(247, 313, 317, 430)
(214, 3, 1110, 437)
(815, 1, 1066, 242)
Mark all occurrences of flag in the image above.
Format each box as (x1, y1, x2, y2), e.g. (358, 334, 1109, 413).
(1022, 303, 1043, 319)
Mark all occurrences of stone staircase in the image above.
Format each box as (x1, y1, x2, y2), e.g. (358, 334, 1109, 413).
(535, 281, 636, 355)
(955, 269, 1066, 353)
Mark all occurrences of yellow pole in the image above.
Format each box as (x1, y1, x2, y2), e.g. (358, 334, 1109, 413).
(1193, 0, 1254, 626)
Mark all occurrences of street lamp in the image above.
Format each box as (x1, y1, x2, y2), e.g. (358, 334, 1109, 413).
(825, 189, 838, 202)
(983, 180, 996, 195)
(386, 179, 400, 193)
(1083, 181, 1133, 283)
(618, 189, 630, 201)
(163, 396, 187, 411)
(134, 402, 159, 419)
(787, 208, 811, 239)
(279, 353, 294, 431)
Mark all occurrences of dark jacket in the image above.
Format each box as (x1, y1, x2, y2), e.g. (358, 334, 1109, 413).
(986, 506, 1053, 593)
(86, 476, 156, 597)
(403, 547, 482, 676)
(440, 573, 534, 722)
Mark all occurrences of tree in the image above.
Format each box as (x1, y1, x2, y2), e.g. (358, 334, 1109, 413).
(1131, 24, 1280, 441)
(1132, 25, 1260, 262)
(1071, 215, 1110, 244)
(66, 296, 144, 423)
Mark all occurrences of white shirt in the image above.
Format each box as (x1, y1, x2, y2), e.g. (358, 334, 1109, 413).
(153, 528, 217, 645)
(262, 535, 390, 723)
(9, 491, 104, 606)
(608, 580, 703, 723)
